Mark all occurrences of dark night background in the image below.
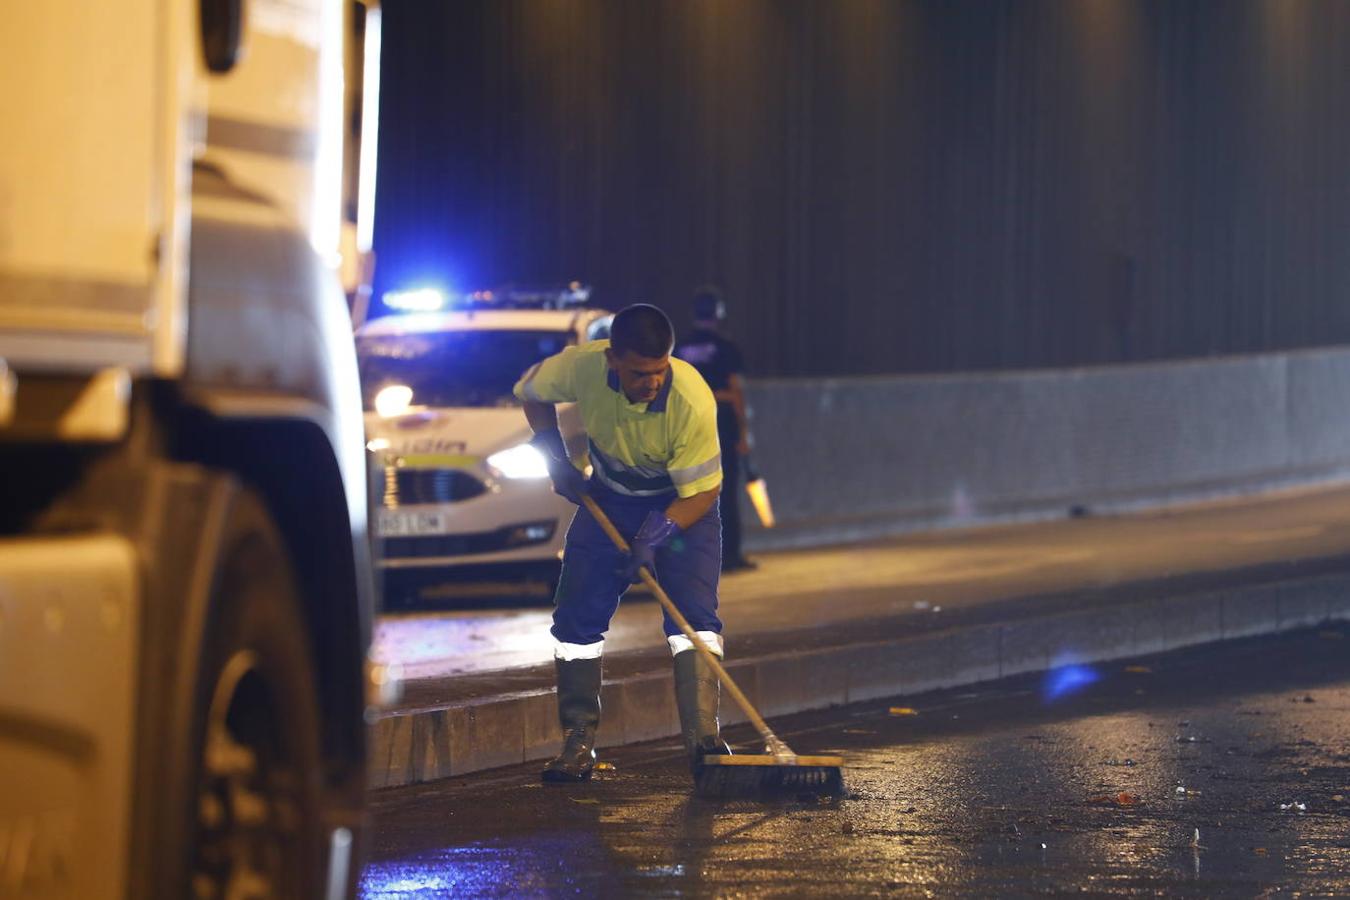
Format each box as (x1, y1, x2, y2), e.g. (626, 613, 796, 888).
(371, 1, 1350, 378)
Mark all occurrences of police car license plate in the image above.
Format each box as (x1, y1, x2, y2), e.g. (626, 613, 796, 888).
(377, 510, 449, 537)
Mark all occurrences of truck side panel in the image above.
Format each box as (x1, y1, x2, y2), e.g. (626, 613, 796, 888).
(0, 0, 195, 376)
(0, 536, 140, 900)
(205, 0, 344, 260)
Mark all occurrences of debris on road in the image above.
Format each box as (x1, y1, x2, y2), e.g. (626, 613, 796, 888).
(1278, 801, 1307, 812)
(1088, 792, 1141, 807)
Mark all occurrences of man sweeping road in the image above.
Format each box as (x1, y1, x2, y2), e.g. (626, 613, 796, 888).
(514, 303, 733, 784)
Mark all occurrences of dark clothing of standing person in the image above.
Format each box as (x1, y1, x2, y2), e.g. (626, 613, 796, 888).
(675, 288, 756, 572)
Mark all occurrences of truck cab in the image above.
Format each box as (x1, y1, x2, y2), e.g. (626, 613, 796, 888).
(0, 1, 382, 896)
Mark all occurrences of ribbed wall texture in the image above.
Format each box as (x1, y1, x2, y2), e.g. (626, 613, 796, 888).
(741, 347, 1350, 549)
(374, 1, 1350, 377)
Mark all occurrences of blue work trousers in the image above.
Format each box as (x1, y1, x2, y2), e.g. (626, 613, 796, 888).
(551, 486, 722, 647)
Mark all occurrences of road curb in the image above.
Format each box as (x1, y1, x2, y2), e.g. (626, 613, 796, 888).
(367, 571, 1350, 790)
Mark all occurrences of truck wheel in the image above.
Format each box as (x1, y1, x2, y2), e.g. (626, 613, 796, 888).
(187, 488, 325, 899)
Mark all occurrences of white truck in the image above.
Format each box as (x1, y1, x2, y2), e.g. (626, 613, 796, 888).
(0, 1, 382, 897)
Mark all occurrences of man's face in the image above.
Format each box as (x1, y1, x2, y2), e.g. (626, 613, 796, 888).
(606, 348, 671, 404)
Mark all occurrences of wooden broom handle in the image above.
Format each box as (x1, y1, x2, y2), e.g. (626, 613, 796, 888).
(580, 494, 784, 751)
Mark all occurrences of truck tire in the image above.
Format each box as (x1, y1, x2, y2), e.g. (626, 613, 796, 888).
(185, 485, 326, 899)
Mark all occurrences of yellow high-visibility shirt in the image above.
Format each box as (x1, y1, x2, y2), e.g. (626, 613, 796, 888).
(514, 340, 723, 498)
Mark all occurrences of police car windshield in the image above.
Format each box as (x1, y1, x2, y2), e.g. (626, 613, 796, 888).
(357, 329, 574, 409)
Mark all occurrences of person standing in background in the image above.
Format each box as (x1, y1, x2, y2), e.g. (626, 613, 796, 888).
(675, 286, 757, 572)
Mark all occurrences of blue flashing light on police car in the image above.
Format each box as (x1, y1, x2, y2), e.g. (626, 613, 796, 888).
(382, 283, 592, 316)
(384, 287, 447, 312)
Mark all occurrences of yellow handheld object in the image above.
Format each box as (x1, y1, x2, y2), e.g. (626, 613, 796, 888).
(744, 457, 776, 528)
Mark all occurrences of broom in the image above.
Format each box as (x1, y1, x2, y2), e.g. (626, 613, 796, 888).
(581, 495, 845, 799)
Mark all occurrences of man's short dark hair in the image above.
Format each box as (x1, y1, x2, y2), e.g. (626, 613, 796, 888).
(609, 304, 674, 358)
(692, 285, 725, 322)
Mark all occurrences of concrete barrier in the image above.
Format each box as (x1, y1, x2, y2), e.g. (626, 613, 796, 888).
(743, 347, 1350, 550)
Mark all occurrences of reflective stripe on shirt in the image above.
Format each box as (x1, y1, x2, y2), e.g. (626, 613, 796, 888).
(669, 453, 722, 487)
(589, 438, 676, 497)
(516, 361, 546, 402)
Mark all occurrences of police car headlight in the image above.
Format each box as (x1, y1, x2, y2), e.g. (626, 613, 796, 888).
(373, 385, 413, 418)
(487, 443, 550, 479)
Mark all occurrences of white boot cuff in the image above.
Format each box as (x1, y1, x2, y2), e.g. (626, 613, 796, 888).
(667, 631, 723, 657)
(554, 639, 605, 660)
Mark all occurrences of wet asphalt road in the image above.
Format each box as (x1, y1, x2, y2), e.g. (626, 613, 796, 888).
(360, 628, 1350, 897)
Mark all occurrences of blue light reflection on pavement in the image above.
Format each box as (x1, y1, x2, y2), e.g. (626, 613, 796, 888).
(1042, 663, 1100, 702)
(360, 834, 600, 899)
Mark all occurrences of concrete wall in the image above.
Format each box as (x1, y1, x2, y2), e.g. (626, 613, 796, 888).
(743, 347, 1350, 550)
(381, 2, 1350, 377)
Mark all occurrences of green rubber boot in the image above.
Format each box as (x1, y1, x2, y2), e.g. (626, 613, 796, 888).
(541, 657, 602, 783)
(673, 649, 732, 774)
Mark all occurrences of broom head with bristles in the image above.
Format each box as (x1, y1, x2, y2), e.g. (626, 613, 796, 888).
(695, 753, 846, 799)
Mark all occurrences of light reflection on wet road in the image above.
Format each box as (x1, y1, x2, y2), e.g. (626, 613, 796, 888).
(362, 628, 1350, 897)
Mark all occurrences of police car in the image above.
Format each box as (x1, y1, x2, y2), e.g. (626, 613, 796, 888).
(357, 285, 612, 604)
